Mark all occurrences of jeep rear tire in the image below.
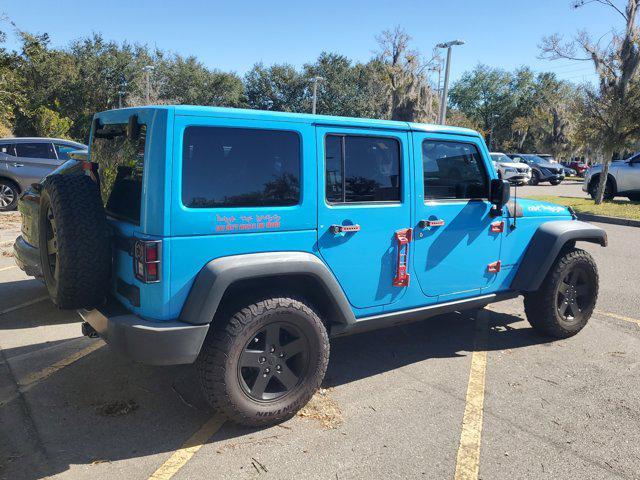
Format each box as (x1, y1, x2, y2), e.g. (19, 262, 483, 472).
(523, 248, 598, 338)
(38, 174, 111, 309)
(197, 297, 329, 427)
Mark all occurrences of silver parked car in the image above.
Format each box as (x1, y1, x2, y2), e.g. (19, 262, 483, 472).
(583, 153, 640, 201)
(0, 137, 87, 211)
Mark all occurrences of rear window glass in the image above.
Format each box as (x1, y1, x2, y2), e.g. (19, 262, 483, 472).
(91, 123, 147, 224)
(182, 126, 300, 208)
(0, 143, 15, 156)
(326, 135, 401, 203)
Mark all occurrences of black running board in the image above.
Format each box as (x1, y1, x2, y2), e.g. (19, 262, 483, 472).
(330, 292, 519, 337)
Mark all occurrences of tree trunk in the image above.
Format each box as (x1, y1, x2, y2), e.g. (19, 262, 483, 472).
(594, 148, 613, 205)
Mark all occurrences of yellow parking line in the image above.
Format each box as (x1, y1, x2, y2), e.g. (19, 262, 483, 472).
(19, 341, 103, 391)
(0, 265, 17, 272)
(0, 296, 49, 317)
(454, 311, 489, 480)
(148, 413, 226, 480)
(596, 310, 640, 326)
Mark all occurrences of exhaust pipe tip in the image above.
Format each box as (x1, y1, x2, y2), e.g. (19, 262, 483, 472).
(82, 322, 99, 338)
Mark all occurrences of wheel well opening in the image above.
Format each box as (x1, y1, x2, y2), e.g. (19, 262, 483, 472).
(0, 177, 21, 193)
(589, 173, 616, 191)
(214, 274, 347, 328)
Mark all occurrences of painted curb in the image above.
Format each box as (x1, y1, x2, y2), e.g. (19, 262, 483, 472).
(577, 212, 640, 228)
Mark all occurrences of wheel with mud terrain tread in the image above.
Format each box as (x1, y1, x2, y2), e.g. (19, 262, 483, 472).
(196, 297, 330, 427)
(529, 170, 540, 186)
(0, 179, 19, 211)
(38, 174, 111, 309)
(523, 248, 598, 338)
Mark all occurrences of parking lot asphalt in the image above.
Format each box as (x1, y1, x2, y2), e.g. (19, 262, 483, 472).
(1, 219, 639, 480)
(518, 179, 588, 200)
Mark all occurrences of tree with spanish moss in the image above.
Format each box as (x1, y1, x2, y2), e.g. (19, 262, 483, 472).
(540, 0, 640, 203)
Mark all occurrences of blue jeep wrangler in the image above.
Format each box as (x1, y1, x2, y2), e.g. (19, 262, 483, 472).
(14, 106, 606, 426)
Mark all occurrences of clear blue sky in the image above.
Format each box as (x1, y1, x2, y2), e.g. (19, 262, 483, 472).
(3, 0, 622, 84)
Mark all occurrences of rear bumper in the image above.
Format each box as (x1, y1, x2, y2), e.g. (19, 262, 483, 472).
(14, 235, 42, 277)
(78, 298, 209, 366)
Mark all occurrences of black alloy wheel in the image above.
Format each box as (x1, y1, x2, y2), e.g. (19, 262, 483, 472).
(238, 321, 310, 402)
(43, 205, 58, 286)
(529, 170, 540, 185)
(555, 265, 595, 326)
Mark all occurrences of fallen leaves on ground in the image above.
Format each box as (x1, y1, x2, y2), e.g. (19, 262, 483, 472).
(95, 399, 139, 417)
(297, 388, 343, 429)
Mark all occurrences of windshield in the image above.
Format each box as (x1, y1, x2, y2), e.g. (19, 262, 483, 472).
(490, 153, 513, 164)
(522, 154, 545, 164)
(90, 122, 147, 224)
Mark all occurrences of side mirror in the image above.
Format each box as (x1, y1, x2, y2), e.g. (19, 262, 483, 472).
(489, 179, 510, 209)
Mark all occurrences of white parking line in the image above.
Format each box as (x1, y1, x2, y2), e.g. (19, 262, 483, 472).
(0, 296, 49, 317)
(19, 340, 103, 391)
(0, 265, 17, 273)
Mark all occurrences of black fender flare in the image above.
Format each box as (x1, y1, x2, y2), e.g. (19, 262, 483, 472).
(179, 251, 355, 326)
(510, 220, 607, 292)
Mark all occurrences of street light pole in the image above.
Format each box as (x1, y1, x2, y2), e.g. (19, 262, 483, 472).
(142, 65, 155, 105)
(436, 40, 465, 125)
(310, 76, 324, 115)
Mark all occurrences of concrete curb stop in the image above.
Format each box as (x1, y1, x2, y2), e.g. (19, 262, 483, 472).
(577, 212, 640, 228)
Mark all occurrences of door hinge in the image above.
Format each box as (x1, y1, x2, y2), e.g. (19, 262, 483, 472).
(490, 221, 504, 233)
(487, 260, 502, 273)
(393, 228, 412, 287)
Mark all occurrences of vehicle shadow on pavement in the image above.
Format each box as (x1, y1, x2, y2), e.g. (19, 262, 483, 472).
(324, 308, 553, 388)
(0, 308, 553, 480)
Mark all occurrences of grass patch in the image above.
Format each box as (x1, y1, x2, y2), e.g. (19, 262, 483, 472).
(527, 195, 640, 221)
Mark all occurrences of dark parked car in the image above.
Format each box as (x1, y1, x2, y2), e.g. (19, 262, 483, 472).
(564, 160, 589, 177)
(0, 137, 87, 211)
(507, 154, 565, 185)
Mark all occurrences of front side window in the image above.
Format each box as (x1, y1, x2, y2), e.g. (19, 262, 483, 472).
(91, 123, 147, 224)
(54, 143, 79, 160)
(326, 135, 401, 203)
(15, 142, 55, 159)
(422, 140, 489, 200)
(182, 126, 300, 208)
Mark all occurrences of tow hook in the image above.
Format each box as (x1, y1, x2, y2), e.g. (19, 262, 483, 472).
(82, 322, 99, 338)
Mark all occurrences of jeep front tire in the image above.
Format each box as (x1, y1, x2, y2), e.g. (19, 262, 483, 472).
(197, 297, 330, 426)
(524, 248, 598, 338)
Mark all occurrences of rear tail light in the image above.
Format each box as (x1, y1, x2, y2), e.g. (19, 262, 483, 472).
(134, 239, 161, 283)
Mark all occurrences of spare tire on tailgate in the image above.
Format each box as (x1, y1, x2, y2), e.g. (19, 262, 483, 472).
(38, 174, 111, 309)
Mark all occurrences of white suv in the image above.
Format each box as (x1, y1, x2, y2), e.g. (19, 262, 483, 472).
(583, 153, 640, 201)
(490, 152, 532, 185)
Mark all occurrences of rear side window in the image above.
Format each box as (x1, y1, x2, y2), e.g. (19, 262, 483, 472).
(182, 126, 300, 208)
(0, 143, 15, 156)
(422, 140, 489, 200)
(15, 142, 55, 159)
(91, 123, 147, 224)
(326, 135, 401, 203)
